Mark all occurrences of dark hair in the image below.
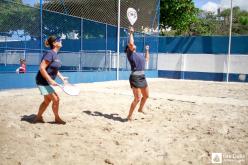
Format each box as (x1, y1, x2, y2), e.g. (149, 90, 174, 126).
(124, 45, 129, 53)
(44, 36, 57, 49)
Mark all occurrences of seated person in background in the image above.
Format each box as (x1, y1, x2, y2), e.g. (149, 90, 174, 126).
(16, 58, 26, 74)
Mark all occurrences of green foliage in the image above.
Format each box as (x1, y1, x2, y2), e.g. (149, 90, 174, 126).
(240, 16, 248, 25)
(0, 0, 40, 38)
(189, 10, 220, 35)
(0, 0, 100, 39)
(160, 0, 198, 35)
(218, 7, 248, 35)
(160, 0, 248, 36)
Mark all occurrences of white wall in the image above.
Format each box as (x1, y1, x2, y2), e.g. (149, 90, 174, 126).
(229, 55, 248, 74)
(158, 53, 248, 74)
(157, 53, 182, 71)
(0, 52, 40, 65)
(184, 54, 227, 73)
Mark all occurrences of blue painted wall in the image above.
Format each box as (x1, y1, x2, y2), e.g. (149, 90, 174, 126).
(158, 36, 248, 54)
(2, 36, 247, 54)
(0, 70, 158, 90)
(0, 64, 39, 72)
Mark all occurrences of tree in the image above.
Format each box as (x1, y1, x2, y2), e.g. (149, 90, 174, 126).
(160, 1, 248, 36)
(189, 10, 219, 36)
(218, 7, 248, 35)
(0, 0, 40, 39)
(0, 0, 107, 40)
(160, 0, 198, 35)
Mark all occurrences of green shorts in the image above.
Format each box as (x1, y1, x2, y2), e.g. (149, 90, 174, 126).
(37, 85, 55, 95)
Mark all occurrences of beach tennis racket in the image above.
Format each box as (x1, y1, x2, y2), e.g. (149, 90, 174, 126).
(58, 82, 80, 96)
(16, 67, 24, 73)
(127, 8, 137, 25)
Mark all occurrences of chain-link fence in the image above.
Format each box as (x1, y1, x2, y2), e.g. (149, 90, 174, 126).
(42, 0, 160, 33)
(0, 0, 160, 73)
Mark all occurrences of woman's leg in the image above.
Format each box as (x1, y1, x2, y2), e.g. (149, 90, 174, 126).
(138, 86, 149, 113)
(34, 95, 51, 123)
(50, 92, 65, 124)
(127, 87, 141, 120)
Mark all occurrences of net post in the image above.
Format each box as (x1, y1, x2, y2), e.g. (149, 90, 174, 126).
(116, 0, 121, 80)
(109, 50, 112, 71)
(227, 0, 233, 82)
(105, 24, 108, 71)
(5, 50, 7, 67)
(40, 0, 43, 63)
(4, 35, 7, 66)
(78, 52, 81, 71)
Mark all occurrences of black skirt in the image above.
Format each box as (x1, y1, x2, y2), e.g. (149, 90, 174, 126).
(129, 74, 148, 88)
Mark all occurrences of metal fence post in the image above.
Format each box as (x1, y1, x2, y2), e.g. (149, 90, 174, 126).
(116, 0, 120, 80)
(227, 0, 233, 82)
(40, 0, 43, 62)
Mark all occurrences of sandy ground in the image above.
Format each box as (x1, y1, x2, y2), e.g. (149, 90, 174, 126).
(0, 78, 248, 165)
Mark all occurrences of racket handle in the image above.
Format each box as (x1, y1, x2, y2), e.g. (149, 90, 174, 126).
(58, 84, 63, 89)
(129, 27, 134, 33)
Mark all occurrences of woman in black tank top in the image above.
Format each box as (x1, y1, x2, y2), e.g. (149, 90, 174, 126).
(34, 36, 67, 124)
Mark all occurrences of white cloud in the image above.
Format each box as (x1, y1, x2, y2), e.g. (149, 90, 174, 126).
(220, 0, 248, 11)
(202, 1, 219, 14)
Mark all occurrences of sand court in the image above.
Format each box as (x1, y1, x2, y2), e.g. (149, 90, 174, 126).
(0, 78, 248, 165)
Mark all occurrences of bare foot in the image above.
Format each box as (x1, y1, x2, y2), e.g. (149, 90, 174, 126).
(55, 118, 66, 125)
(127, 116, 133, 121)
(138, 111, 146, 115)
(33, 116, 45, 123)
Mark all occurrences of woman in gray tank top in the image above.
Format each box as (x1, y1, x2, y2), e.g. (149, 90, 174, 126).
(125, 27, 150, 121)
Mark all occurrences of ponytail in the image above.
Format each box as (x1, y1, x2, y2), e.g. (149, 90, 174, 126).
(44, 36, 57, 49)
(44, 40, 50, 48)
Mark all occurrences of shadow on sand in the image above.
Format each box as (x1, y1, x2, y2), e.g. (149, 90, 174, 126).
(21, 114, 65, 124)
(83, 110, 128, 123)
(20, 114, 37, 123)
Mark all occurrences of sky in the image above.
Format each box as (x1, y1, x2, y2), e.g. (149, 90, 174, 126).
(194, 0, 248, 14)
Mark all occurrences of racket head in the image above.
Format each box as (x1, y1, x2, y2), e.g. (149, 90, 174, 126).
(16, 67, 20, 73)
(59, 84, 80, 96)
(127, 8, 137, 25)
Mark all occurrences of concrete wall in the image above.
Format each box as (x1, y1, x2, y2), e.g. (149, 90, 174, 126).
(158, 53, 248, 82)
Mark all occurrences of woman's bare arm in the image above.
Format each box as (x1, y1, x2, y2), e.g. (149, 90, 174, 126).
(57, 71, 67, 83)
(129, 27, 135, 51)
(145, 45, 150, 62)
